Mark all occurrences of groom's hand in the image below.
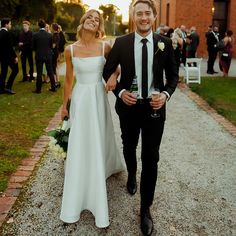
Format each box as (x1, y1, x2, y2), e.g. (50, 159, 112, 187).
(150, 93, 167, 110)
(121, 90, 137, 106)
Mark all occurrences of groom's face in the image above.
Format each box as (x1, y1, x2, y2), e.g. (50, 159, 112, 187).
(133, 3, 156, 36)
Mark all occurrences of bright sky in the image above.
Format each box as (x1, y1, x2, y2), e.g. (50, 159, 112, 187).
(82, 0, 132, 22)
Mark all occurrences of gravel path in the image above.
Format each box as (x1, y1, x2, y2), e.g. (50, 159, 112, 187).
(1, 88, 236, 236)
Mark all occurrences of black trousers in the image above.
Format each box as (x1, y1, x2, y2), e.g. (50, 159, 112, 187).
(0, 60, 19, 91)
(21, 50, 34, 79)
(207, 50, 218, 72)
(35, 58, 55, 92)
(117, 102, 165, 209)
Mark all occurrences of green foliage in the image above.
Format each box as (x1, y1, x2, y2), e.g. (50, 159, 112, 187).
(0, 0, 19, 19)
(0, 0, 56, 23)
(99, 4, 128, 36)
(55, 2, 85, 31)
(190, 77, 236, 126)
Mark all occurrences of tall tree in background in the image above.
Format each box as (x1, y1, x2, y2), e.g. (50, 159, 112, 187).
(0, 0, 56, 23)
(0, 0, 19, 19)
(56, 2, 85, 30)
(99, 4, 127, 36)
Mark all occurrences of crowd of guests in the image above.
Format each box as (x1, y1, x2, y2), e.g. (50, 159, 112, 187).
(156, 23, 234, 77)
(1, 18, 235, 95)
(0, 18, 66, 95)
(156, 24, 200, 74)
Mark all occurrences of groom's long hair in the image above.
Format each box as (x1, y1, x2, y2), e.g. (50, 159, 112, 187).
(76, 9, 105, 39)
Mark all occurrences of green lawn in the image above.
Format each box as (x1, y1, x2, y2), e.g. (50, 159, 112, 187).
(190, 77, 236, 126)
(0, 68, 63, 192)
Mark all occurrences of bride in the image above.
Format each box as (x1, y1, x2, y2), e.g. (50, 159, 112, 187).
(60, 9, 125, 228)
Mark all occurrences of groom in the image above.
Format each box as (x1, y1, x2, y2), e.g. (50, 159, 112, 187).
(103, 0, 178, 235)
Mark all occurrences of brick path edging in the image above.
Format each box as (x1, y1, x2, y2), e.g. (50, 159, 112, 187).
(0, 107, 62, 227)
(178, 83, 236, 137)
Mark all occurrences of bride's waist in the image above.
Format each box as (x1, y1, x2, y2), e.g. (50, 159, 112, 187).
(74, 79, 104, 86)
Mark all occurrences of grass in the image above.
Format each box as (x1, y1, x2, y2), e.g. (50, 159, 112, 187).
(190, 76, 236, 126)
(0, 66, 64, 192)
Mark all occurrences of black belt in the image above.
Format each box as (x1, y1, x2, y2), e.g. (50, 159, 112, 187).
(136, 98, 151, 105)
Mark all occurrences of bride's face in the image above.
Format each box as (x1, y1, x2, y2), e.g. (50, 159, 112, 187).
(83, 11, 100, 33)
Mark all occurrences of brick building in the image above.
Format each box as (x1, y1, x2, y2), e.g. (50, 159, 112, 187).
(129, 0, 236, 58)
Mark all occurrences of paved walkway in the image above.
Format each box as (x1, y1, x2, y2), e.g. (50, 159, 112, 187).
(0, 60, 236, 235)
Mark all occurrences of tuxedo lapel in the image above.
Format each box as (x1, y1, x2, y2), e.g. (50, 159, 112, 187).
(153, 33, 160, 89)
(127, 33, 135, 76)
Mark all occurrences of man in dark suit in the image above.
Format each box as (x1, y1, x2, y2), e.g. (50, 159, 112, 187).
(206, 25, 219, 74)
(103, 0, 178, 235)
(0, 18, 19, 94)
(32, 19, 56, 93)
(19, 20, 34, 82)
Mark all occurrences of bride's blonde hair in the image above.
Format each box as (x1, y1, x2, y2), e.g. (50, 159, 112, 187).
(77, 9, 105, 39)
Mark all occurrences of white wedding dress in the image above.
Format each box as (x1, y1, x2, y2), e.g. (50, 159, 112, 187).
(60, 43, 125, 228)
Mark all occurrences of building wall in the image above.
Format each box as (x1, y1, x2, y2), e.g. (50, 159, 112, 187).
(228, 0, 236, 58)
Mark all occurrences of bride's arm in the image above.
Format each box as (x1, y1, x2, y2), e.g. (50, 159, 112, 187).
(61, 45, 74, 120)
(104, 42, 120, 92)
(105, 66, 120, 92)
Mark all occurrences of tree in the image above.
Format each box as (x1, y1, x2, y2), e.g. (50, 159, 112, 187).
(55, 2, 85, 31)
(0, 0, 19, 19)
(0, 0, 56, 23)
(99, 4, 127, 36)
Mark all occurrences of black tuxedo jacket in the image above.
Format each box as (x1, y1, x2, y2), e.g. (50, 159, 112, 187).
(0, 29, 17, 62)
(32, 29, 53, 60)
(206, 32, 219, 51)
(103, 32, 178, 120)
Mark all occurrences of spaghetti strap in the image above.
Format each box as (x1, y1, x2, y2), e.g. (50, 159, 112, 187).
(102, 41, 105, 57)
(70, 44, 73, 58)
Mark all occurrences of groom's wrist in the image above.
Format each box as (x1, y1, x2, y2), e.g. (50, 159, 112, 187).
(162, 91, 170, 101)
(118, 89, 126, 98)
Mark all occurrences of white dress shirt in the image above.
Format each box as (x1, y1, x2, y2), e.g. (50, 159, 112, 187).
(118, 31, 170, 100)
(134, 31, 154, 98)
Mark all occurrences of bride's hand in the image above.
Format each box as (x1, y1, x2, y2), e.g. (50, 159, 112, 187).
(105, 74, 117, 92)
(61, 107, 69, 121)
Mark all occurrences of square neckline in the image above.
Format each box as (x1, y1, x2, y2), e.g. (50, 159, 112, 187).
(71, 42, 105, 59)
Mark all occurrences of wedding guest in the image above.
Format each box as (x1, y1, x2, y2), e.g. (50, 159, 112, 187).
(206, 25, 219, 74)
(42, 23, 51, 83)
(188, 26, 200, 58)
(219, 30, 234, 77)
(0, 18, 18, 94)
(60, 9, 124, 228)
(171, 27, 184, 73)
(51, 23, 60, 88)
(180, 24, 187, 65)
(32, 19, 56, 93)
(58, 25, 67, 61)
(19, 20, 34, 82)
(103, 0, 178, 234)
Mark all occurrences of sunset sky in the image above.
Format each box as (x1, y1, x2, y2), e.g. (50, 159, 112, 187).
(82, 0, 132, 22)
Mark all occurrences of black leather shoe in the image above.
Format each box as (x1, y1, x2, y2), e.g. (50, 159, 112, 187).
(32, 90, 41, 94)
(4, 88, 16, 94)
(127, 174, 137, 195)
(141, 208, 153, 236)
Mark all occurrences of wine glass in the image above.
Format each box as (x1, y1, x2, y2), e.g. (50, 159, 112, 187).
(151, 89, 160, 118)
